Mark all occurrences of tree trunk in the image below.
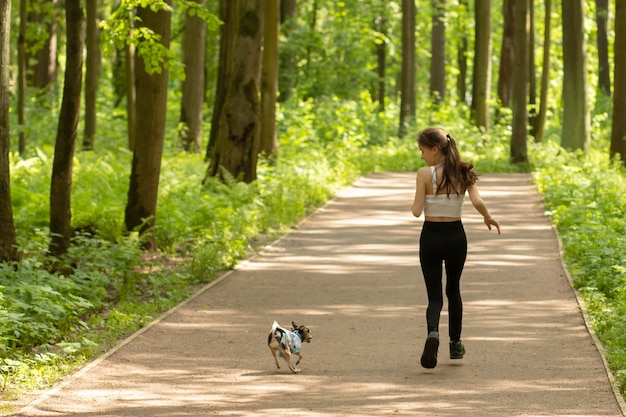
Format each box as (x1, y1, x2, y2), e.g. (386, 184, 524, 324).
(497, 0, 515, 110)
(207, 0, 233, 160)
(456, 0, 469, 103)
(49, 0, 84, 256)
(125, 2, 172, 248)
(562, 0, 590, 151)
(0, 0, 18, 262)
(596, 0, 611, 97)
(126, 42, 136, 152)
(429, 0, 445, 102)
(278, 0, 297, 102)
(179, 0, 207, 153)
(207, 0, 263, 183)
(610, 0, 626, 163)
(27, 0, 57, 92)
(511, 0, 529, 164)
(399, 0, 416, 137)
(534, 0, 551, 143)
(17, 0, 26, 154)
(374, 6, 386, 112)
(83, 0, 101, 151)
(471, 0, 492, 130)
(528, 0, 537, 135)
(260, 0, 279, 159)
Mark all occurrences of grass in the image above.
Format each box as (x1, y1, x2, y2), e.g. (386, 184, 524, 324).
(530, 139, 626, 394)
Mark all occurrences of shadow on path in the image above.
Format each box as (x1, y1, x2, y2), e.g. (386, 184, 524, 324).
(16, 173, 624, 417)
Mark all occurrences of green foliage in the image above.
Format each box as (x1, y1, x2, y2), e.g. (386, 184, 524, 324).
(531, 140, 626, 393)
(100, 0, 219, 79)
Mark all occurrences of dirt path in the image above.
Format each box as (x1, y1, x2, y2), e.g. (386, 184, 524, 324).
(14, 173, 625, 417)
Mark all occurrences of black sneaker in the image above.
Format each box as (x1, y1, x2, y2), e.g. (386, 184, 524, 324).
(450, 340, 465, 359)
(420, 331, 440, 369)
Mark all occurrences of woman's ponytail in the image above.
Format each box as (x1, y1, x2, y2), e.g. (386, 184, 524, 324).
(417, 128, 478, 194)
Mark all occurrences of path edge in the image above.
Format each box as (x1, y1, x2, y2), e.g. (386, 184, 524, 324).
(550, 220, 626, 415)
(13, 176, 351, 417)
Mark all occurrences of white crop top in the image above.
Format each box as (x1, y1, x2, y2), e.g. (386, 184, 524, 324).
(423, 166, 465, 218)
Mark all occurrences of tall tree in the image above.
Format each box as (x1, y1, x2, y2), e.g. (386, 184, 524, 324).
(610, 0, 626, 163)
(511, 0, 529, 164)
(17, 0, 27, 154)
(399, 0, 416, 137)
(49, 0, 84, 256)
(0, 0, 18, 262)
(534, 0, 552, 142)
(471, 0, 492, 130)
(207, 0, 233, 160)
(125, 1, 172, 248)
(595, 0, 611, 97)
(27, 0, 58, 92)
(429, 0, 446, 102)
(497, 0, 514, 110)
(456, 0, 469, 103)
(179, 0, 207, 153)
(83, 0, 101, 150)
(527, 0, 537, 134)
(260, 0, 279, 158)
(206, 0, 263, 183)
(278, 0, 297, 102)
(562, 0, 590, 151)
(126, 38, 136, 151)
(374, 6, 387, 112)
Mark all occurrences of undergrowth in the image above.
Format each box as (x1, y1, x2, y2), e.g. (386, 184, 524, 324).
(531, 139, 626, 394)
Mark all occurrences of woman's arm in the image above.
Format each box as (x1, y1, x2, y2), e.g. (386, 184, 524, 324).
(468, 183, 501, 234)
(411, 168, 429, 217)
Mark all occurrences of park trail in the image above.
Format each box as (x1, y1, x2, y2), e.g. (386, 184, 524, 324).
(13, 173, 626, 417)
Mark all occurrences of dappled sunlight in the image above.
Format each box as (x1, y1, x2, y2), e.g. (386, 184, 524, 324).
(19, 174, 622, 417)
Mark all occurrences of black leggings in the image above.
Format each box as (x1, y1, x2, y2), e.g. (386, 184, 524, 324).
(419, 221, 467, 341)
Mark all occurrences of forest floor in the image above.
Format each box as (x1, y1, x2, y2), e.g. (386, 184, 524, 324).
(11, 173, 626, 417)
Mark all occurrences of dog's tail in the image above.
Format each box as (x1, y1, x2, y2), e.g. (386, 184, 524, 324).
(268, 321, 280, 347)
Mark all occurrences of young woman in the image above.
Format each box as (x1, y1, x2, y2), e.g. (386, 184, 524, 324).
(411, 127, 501, 369)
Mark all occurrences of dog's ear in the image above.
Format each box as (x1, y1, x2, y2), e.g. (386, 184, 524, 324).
(291, 321, 298, 329)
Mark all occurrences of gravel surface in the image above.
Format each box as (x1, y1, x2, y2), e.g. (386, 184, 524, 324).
(13, 173, 625, 417)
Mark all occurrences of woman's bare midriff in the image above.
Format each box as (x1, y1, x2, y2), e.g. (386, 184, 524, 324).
(424, 216, 462, 222)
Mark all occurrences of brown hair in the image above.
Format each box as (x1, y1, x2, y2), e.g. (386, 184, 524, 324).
(417, 127, 478, 196)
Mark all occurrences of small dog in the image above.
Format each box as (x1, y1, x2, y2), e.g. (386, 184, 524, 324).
(267, 321, 312, 373)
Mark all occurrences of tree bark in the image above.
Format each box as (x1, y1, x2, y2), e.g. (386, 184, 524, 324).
(27, 0, 57, 92)
(610, 0, 626, 163)
(374, 5, 386, 112)
(0, 0, 18, 262)
(528, 0, 537, 134)
(497, 0, 514, 109)
(126, 42, 136, 152)
(562, 0, 590, 151)
(125, 2, 172, 248)
(207, 0, 233, 160)
(534, 0, 551, 143)
(456, 0, 469, 103)
(595, 0, 611, 97)
(511, 0, 529, 164)
(17, 0, 26, 154)
(49, 0, 84, 256)
(429, 0, 446, 102)
(260, 0, 279, 158)
(83, 0, 101, 151)
(399, 0, 416, 137)
(207, 0, 263, 183)
(471, 0, 492, 130)
(179, 0, 207, 153)
(278, 0, 297, 102)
